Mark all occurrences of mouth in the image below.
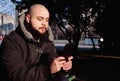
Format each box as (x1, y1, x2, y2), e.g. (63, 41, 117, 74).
(38, 27, 46, 31)
(39, 27, 46, 29)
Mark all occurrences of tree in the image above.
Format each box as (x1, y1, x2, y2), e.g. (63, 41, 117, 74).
(11, 0, 106, 51)
(51, 0, 105, 50)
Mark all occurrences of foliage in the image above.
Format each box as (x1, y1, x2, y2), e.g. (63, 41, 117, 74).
(11, 0, 106, 49)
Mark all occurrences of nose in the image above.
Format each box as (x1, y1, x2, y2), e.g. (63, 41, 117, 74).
(42, 19, 47, 26)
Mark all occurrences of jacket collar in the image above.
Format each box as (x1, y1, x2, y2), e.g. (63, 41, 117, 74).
(19, 13, 54, 43)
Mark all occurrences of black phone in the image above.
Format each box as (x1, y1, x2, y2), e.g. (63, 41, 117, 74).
(60, 43, 76, 61)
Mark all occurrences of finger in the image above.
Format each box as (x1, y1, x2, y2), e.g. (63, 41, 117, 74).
(53, 57, 66, 67)
(68, 56, 73, 60)
(55, 56, 66, 61)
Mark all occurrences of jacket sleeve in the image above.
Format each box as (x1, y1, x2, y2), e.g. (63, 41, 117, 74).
(0, 37, 57, 81)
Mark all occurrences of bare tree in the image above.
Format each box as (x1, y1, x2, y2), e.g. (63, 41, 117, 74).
(11, 0, 106, 51)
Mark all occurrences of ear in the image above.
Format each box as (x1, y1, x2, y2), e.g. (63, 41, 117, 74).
(26, 14, 30, 23)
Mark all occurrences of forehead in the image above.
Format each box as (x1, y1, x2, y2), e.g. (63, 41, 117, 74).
(30, 4, 49, 17)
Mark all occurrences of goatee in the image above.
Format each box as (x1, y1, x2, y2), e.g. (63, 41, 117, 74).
(30, 27, 49, 41)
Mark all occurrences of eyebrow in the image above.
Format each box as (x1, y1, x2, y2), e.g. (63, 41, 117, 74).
(37, 16, 49, 19)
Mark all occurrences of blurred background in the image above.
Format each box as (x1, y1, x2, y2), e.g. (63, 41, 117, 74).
(0, 0, 120, 81)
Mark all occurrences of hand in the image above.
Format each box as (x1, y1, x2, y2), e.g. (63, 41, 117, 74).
(62, 56, 73, 71)
(50, 56, 66, 74)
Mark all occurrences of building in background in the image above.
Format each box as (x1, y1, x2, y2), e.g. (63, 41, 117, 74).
(0, 0, 16, 44)
(0, 14, 15, 35)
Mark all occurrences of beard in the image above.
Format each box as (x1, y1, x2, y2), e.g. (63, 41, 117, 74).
(26, 23, 49, 42)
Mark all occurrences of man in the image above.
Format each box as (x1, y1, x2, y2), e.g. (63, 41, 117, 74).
(0, 4, 73, 81)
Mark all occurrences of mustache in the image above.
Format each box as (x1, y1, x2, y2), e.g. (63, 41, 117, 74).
(38, 27, 46, 29)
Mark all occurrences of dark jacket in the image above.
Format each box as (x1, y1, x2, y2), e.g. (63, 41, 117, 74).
(0, 14, 59, 81)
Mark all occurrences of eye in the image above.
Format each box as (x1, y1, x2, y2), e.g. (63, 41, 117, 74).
(37, 17, 43, 21)
(46, 18, 49, 22)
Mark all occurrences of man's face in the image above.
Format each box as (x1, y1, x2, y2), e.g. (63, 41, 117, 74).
(26, 5, 50, 34)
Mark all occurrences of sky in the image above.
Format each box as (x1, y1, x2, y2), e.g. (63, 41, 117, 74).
(0, 0, 16, 16)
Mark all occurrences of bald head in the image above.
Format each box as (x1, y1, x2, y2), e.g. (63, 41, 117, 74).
(28, 4, 49, 16)
(25, 4, 50, 35)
